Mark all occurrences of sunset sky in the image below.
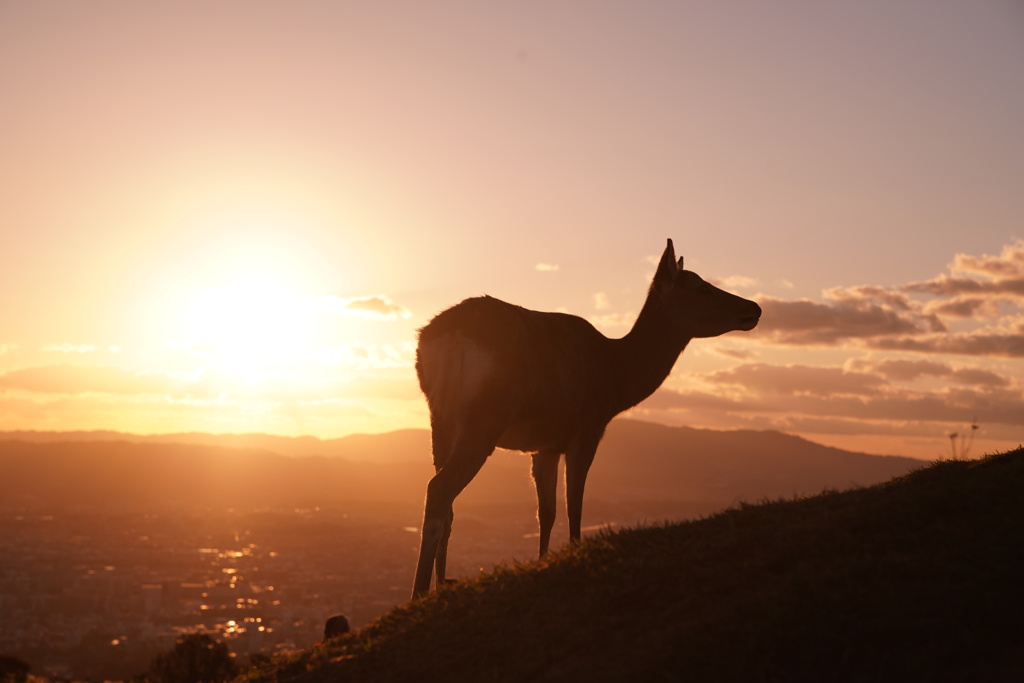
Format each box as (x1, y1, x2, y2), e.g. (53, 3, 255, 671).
(1, 1, 1022, 459)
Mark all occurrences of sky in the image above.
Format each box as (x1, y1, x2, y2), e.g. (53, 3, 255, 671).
(1, 0, 1022, 459)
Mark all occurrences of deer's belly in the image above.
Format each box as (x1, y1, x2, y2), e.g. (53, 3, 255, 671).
(495, 417, 575, 454)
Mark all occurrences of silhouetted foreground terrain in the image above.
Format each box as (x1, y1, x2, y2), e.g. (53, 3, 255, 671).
(250, 446, 1024, 683)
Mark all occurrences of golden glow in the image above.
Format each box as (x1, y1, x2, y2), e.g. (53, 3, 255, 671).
(184, 277, 316, 379)
(1, 3, 1021, 458)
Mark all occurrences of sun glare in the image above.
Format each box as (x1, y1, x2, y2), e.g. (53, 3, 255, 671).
(184, 277, 315, 378)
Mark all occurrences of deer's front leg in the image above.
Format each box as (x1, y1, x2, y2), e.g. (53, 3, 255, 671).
(564, 434, 601, 543)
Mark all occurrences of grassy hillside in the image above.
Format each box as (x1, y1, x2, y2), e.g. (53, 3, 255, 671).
(247, 446, 1024, 683)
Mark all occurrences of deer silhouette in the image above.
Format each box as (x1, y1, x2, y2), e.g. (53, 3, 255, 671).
(412, 239, 761, 597)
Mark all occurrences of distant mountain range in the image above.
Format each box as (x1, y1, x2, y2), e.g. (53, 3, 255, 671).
(0, 420, 924, 521)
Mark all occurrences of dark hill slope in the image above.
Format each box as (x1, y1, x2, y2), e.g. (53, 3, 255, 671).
(254, 447, 1024, 683)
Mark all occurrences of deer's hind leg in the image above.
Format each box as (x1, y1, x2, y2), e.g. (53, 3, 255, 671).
(434, 505, 455, 587)
(429, 415, 457, 585)
(413, 410, 506, 598)
(531, 449, 560, 558)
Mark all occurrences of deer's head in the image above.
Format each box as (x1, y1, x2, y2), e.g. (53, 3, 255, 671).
(651, 239, 761, 340)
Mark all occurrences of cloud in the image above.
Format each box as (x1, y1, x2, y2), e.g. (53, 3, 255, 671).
(846, 358, 1010, 387)
(335, 374, 421, 401)
(754, 240, 1024, 357)
(757, 294, 942, 346)
(639, 347, 1024, 441)
(950, 239, 1024, 279)
(922, 297, 1001, 319)
(588, 312, 636, 329)
(714, 275, 758, 290)
(705, 363, 886, 397)
(901, 241, 1024, 301)
(902, 274, 1024, 299)
(713, 347, 757, 361)
(824, 285, 914, 311)
(0, 365, 187, 396)
(326, 343, 416, 369)
(641, 388, 747, 413)
(535, 263, 559, 272)
(868, 331, 1024, 358)
(0, 362, 423, 404)
(645, 383, 1024, 428)
(318, 294, 411, 321)
(0, 389, 382, 436)
(593, 292, 610, 310)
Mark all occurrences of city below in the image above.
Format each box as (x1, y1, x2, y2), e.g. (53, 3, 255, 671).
(1, 501, 533, 680)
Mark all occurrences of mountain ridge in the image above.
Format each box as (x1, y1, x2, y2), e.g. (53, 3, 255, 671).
(0, 419, 912, 463)
(0, 420, 924, 525)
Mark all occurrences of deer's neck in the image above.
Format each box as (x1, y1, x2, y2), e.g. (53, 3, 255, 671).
(607, 296, 689, 414)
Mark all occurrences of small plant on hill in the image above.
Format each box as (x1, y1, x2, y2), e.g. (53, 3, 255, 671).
(947, 417, 979, 459)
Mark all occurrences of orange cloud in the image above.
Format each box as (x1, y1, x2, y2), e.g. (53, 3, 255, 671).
(646, 384, 1024, 429)
(712, 347, 757, 361)
(922, 297, 1002, 319)
(0, 362, 421, 404)
(319, 294, 411, 320)
(869, 330, 1024, 358)
(846, 358, 1009, 386)
(755, 240, 1024, 357)
(902, 240, 1024, 300)
(0, 365, 186, 396)
(757, 295, 941, 345)
(902, 274, 1024, 299)
(950, 239, 1024, 280)
(588, 311, 636, 330)
(705, 363, 885, 397)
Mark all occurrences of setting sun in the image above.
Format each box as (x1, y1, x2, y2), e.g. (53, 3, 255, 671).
(183, 277, 316, 379)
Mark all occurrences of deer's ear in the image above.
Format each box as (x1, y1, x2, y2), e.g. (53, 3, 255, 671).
(652, 239, 679, 294)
